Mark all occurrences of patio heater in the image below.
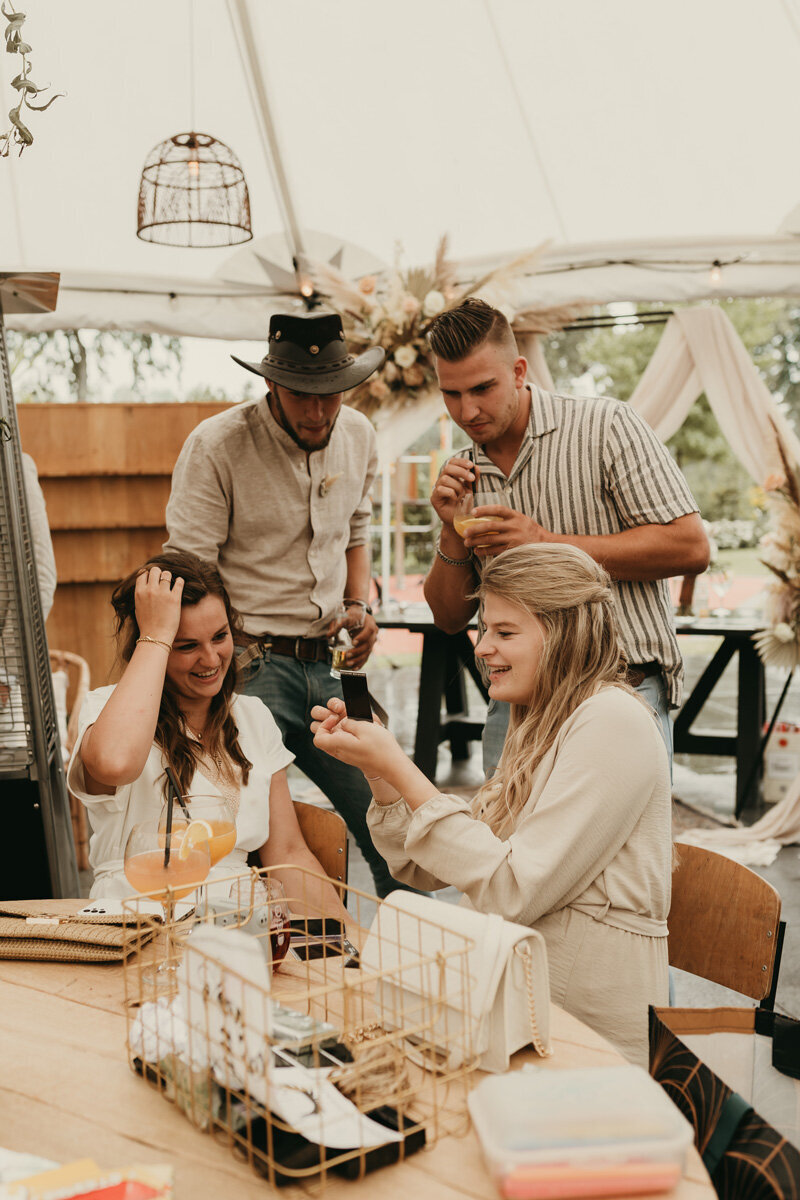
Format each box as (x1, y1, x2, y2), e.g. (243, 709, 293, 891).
(0, 273, 79, 898)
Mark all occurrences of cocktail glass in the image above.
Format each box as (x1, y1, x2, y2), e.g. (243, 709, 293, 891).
(124, 817, 211, 990)
(328, 602, 366, 679)
(161, 795, 237, 867)
(229, 874, 292, 971)
(709, 568, 733, 618)
(160, 795, 237, 914)
(454, 491, 499, 553)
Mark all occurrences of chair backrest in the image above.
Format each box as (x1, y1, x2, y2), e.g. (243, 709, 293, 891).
(293, 800, 348, 886)
(669, 842, 782, 1001)
(49, 649, 90, 756)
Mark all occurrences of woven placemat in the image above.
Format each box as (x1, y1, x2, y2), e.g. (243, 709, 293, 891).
(0, 900, 158, 963)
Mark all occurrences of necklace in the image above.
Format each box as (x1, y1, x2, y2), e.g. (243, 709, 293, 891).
(184, 719, 224, 768)
(183, 718, 242, 817)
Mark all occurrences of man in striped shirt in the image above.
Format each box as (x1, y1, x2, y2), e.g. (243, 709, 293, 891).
(424, 298, 710, 776)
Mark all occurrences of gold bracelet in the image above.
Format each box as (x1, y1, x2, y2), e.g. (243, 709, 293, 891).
(136, 635, 173, 653)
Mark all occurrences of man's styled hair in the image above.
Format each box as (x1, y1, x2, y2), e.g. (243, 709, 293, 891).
(426, 297, 518, 362)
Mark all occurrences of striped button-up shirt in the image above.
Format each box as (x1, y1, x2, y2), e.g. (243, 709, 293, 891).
(468, 386, 699, 706)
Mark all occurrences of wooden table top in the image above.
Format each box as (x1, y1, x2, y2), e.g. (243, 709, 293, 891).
(0, 953, 714, 1199)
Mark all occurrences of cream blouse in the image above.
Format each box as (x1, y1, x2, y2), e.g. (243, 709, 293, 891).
(68, 686, 294, 897)
(367, 687, 672, 935)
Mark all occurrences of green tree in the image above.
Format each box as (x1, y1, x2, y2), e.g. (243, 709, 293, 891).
(7, 329, 182, 403)
(543, 299, 800, 522)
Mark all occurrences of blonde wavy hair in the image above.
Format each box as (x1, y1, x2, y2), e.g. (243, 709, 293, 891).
(472, 543, 632, 835)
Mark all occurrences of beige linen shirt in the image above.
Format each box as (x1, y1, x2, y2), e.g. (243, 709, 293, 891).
(165, 399, 377, 637)
(367, 687, 672, 936)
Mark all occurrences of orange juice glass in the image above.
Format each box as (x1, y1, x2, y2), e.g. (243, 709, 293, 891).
(124, 818, 211, 992)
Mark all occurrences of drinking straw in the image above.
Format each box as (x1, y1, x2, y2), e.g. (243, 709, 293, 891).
(163, 790, 174, 869)
(164, 765, 190, 816)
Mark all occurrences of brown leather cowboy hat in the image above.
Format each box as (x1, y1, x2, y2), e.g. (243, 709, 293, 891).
(231, 311, 384, 395)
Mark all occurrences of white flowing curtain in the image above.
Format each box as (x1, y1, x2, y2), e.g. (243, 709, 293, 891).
(630, 307, 800, 481)
(525, 306, 800, 482)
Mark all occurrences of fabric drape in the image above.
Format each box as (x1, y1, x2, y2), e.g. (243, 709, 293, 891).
(628, 306, 800, 483)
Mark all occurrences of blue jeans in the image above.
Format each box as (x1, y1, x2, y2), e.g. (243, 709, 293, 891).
(482, 672, 674, 779)
(239, 651, 401, 898)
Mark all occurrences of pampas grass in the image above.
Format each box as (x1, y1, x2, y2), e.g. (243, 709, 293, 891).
(306, 236, 587, 418)
(755, 421, 800, 670)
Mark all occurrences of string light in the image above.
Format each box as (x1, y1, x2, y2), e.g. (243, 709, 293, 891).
(187, 157, 200, 179)
(709, 260, 723, 287)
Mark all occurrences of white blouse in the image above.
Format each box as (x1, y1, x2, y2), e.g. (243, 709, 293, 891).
(68, 686, 294, 897)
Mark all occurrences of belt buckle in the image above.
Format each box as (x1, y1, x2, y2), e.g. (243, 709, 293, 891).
(236, 642, 263, 670)
(295, 637, 313, 662)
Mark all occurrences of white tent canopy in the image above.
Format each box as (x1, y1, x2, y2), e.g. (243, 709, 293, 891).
(2, 0, 800, 337)
(7, 234, 800, 339)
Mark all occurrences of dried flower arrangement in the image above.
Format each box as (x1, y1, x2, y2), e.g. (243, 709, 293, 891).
(1, 1, 63, 156)
(753, 420, 800, 668)
(308, 236, 584, 417)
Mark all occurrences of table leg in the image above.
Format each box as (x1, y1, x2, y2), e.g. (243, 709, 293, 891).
(413, 629, 448, 781)
(736, 639, 766, 816)
(671, 638, 734, 748)
(673, 640, 737, 756)
(444, 638, 470, 761)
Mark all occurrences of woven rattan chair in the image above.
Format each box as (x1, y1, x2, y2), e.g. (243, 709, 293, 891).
(50, 650, 91, 872)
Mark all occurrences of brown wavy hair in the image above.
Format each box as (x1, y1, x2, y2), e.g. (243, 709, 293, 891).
(111, 550, 253, 803)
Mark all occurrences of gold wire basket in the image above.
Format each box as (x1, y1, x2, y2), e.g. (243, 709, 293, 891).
(122, 866, 478, 1190)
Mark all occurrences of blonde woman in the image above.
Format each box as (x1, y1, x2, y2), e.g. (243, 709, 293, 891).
(311, 543, 672, 1066)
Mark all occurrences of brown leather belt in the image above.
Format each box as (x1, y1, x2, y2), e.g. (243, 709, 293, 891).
(235, 632, 330, 668)
(627, 661, 661, 688)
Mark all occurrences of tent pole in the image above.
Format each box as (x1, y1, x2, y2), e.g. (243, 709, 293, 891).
(227, 0, 306, 258)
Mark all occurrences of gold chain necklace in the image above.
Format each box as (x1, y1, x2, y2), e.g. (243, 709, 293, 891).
(182, 716, 242, 818)
(184, 720, 225, 770)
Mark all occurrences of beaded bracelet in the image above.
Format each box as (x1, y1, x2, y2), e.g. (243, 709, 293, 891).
(435, 537, 472, 567)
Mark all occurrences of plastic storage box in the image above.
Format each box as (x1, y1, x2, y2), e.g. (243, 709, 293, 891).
(468, 1065, 694, 1199)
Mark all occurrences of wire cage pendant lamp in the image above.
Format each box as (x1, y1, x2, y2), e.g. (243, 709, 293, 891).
(137, 130, 253, 247)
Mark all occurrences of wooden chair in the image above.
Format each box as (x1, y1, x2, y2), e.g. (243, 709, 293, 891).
(293, 800, 349, 886)
(49, 649, 91, 872)
(669, 842, 784, 1003)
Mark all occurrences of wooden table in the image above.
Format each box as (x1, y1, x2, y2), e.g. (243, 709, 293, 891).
(0, 953, 713, 1198)
(377, 604, 487, 782)
(673, 617, 765, 815)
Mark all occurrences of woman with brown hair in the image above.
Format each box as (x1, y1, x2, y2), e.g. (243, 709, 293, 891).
(69, 550, 346, 918)
(312, 543, 672, 1065)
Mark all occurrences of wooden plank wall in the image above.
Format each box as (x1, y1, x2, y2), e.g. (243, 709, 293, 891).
(17, 403, 230, 688)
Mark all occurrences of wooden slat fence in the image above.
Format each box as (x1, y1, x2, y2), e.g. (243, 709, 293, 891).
(18, 403, 229, 687)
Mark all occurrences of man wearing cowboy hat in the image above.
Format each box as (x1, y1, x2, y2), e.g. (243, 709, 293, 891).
(164, 310, 399, 896)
